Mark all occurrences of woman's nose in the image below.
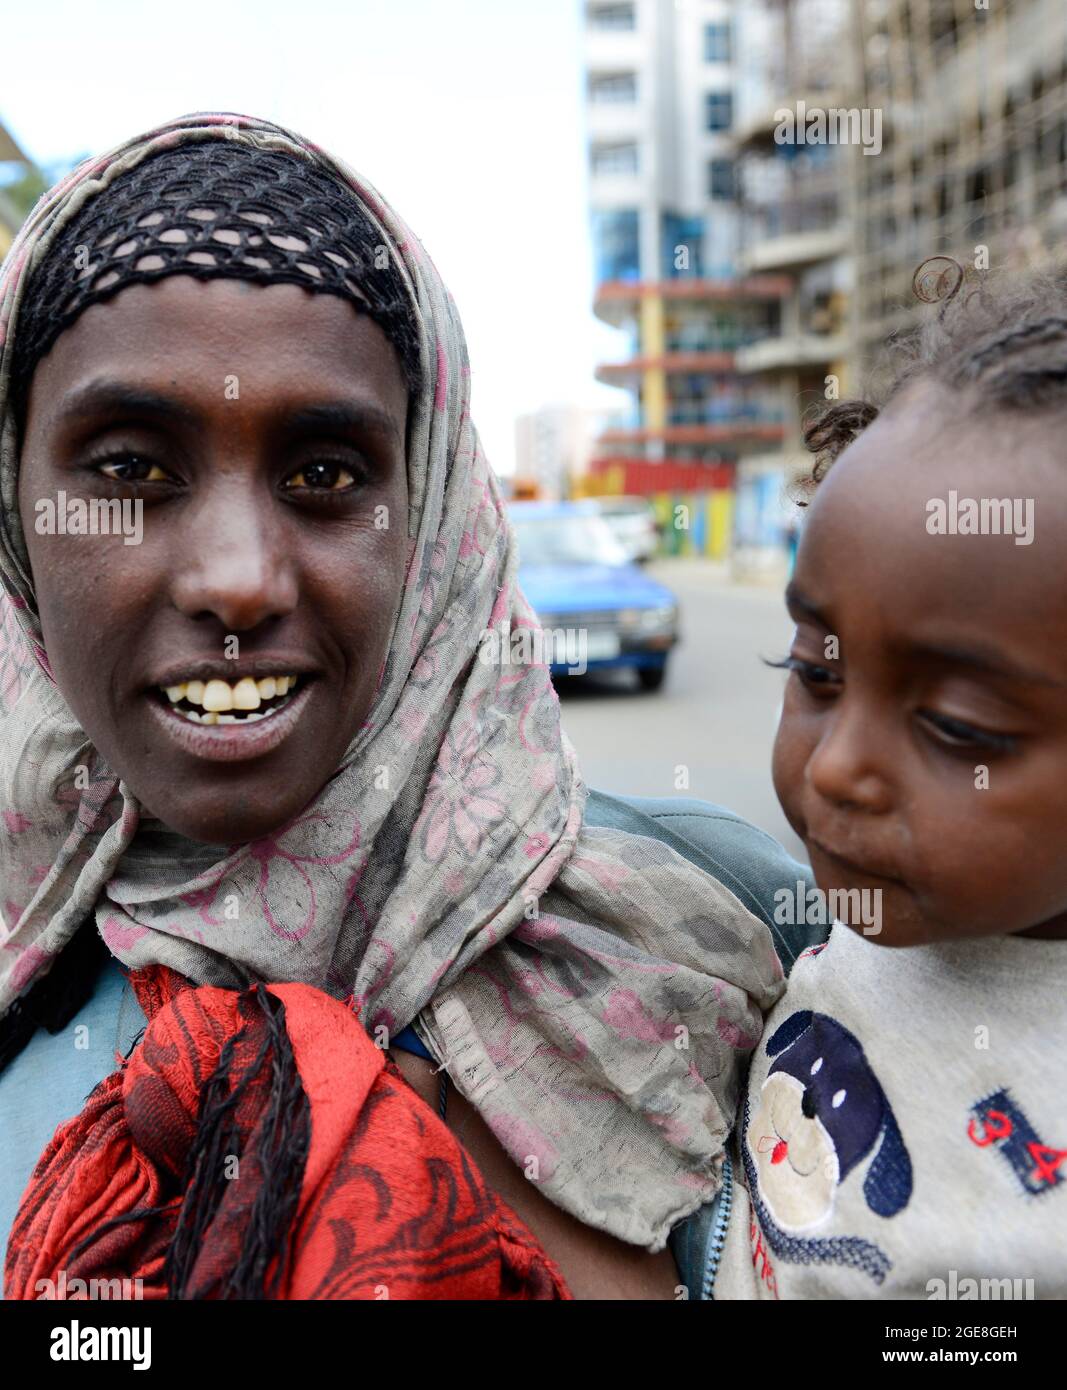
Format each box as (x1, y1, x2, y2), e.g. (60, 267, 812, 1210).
(169, 494, 299, 631)
(805, 695, 894, 814)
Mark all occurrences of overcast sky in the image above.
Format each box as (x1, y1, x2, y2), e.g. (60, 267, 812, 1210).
(1, 0, 627, 473)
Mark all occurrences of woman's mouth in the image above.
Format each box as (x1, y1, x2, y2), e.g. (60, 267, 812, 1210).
(158, 674, 302, 725)
(146, 673, 315, 762)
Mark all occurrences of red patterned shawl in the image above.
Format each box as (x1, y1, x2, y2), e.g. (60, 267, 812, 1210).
(4, 968, 570, 1300)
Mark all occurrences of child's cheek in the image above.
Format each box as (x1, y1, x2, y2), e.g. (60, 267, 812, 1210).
(772, 688, 809, 839)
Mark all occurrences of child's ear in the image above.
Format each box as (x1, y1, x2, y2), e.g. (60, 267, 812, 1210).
(863, 1106, 913, 1217)
(766, 1009, 813, 1057)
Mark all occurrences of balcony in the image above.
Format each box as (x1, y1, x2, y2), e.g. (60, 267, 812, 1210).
(583, 3, 641, 65)
(737, 165, 845, 271)
(666, 324, 776, 351)
(735, 332, 849, 374)
(741, 224, 847, 273)
(594, 275, 791, 326)
(586, 103, 647, 146)
(594, 350, 736, 386)
(597, 416, 786, 450)
(733, 86, 853, 153)
(667, 401, 784, 427)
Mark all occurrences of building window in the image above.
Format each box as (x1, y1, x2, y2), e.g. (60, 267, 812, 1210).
(661, 213, 704, 279)
(591, 208, 641, 283)
(591, 142, 639, 176)
(708, 158, 735, 200)
(588, 2, 636, 29)
(703, 21, 731, 62)
(589, 71, 638, 103)
(705, 91, 733, 131)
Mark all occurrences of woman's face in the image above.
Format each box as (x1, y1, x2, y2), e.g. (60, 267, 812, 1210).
(18, 277, 411, 845)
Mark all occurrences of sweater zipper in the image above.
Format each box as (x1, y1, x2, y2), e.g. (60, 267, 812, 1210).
(702, 1151, 734, 1301)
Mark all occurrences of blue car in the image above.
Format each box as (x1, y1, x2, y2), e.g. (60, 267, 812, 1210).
(509, 500, 680, 691)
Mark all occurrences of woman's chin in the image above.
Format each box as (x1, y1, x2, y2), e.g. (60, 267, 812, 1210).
(135, 790, 307, 847)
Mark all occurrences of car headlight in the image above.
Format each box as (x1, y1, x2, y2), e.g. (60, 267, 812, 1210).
(638, 605, 678, 631)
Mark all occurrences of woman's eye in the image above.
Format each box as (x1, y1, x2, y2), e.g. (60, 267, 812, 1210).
(285, 461, 358, 491)
(918, 710, 1017, 754)
(94, 454, 169, 483)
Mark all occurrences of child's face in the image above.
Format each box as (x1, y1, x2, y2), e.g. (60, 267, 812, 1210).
(772, 383, 1067, 946)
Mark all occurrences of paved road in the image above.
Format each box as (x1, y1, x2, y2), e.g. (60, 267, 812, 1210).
(555, 559, 808, 862)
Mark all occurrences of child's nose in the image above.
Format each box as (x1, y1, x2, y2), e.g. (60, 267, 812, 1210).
(805, 697, 894, 814)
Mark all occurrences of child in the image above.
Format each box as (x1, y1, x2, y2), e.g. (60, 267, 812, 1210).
(713, 260, 1067, 1298)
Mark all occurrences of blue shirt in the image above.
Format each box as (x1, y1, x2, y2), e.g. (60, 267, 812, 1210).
(0, 957, 147, 1276)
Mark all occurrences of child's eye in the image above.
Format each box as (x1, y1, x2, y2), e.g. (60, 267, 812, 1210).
(918, 710, 1018, 754)
(284, 460, 360, 492)
(767, 654, 841, 696)
(92, 453, 170, 484)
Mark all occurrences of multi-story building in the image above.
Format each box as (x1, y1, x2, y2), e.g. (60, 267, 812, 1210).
(0, 120, 32, 258)
(583, 0, 795, 562)
(731, 0, 853, 532)
(514, 403, 596, 499)
(584, 0, 1067, 562)
(851, 0, 1067, 384)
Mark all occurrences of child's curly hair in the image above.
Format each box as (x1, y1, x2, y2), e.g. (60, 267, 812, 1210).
(799, 256, 1067, 496)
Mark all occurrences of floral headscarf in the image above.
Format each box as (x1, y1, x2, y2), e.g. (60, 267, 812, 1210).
(0, 113, 784, 1250)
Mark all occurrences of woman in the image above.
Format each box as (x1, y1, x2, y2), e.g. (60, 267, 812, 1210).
(0, 114, 805, 1299)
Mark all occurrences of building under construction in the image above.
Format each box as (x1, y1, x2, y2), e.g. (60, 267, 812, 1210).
(582, 0, 797, 564)
(850, 0, 1067, 385)
(581, 0, 1067, 561)
(0, 120, 32, 259)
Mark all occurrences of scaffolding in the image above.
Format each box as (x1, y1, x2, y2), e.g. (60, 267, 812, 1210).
(850, 0, 1067, 385)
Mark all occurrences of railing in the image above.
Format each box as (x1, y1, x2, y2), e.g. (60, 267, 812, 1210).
(664, 328, 773, 352)
(666, 402, 785, 426)
(744, 195, 841, 240)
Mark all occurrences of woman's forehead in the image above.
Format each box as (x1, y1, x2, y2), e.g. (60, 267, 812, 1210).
(9, 137, 423, 423)
(32, 277, 409, 409)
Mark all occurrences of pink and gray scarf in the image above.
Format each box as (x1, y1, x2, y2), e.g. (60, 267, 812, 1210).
(0, 113, 784, 1250)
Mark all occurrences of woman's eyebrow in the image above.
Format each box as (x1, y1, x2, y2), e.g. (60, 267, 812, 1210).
(54, 384, 402, 447)
(56, 380, 199, 427)
(283, 401, 402, 446)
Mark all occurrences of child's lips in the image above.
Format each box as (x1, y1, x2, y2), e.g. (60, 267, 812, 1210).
(808, 837, 906, 886)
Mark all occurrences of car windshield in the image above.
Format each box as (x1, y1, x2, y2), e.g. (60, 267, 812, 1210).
(601, 503, 652, 520)
(513, 514, 630, 567)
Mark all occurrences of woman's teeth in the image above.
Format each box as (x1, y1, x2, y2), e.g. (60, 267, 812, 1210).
(159, 675, 300, 725)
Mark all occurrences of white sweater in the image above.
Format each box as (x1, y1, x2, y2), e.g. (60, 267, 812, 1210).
(714, 922, 1067, 1299)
